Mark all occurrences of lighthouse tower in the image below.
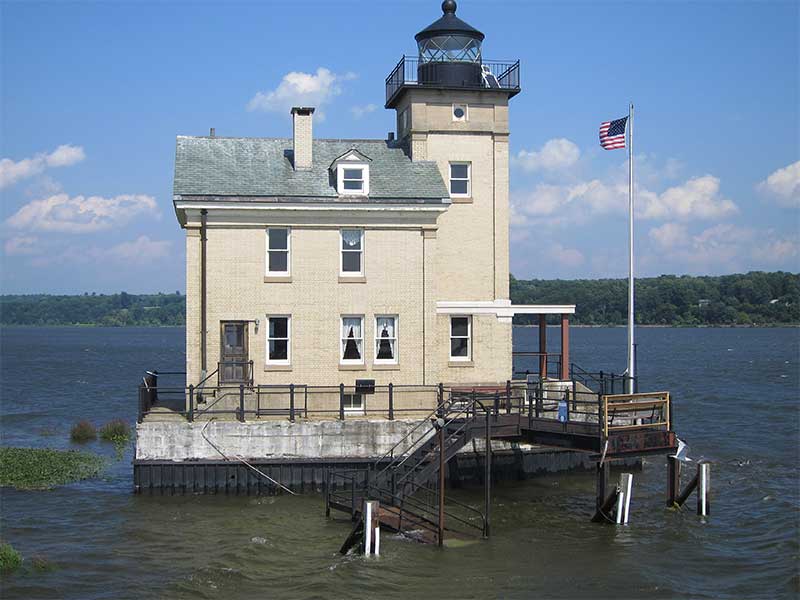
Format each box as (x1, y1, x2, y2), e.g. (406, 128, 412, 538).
(386, 0, 521, 382)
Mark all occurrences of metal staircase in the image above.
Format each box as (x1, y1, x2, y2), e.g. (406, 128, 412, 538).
(327, 390, 498, 548)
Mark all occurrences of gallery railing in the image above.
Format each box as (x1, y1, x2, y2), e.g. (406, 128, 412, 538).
(137, 374, 671, 442)
(385, 55, 520, 105)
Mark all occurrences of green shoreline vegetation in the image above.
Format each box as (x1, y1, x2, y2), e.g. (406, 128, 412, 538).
(0, 271, 797, 327)
(0, 448, 105, 490)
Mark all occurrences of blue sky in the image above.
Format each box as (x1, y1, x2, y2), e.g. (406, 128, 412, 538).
(1, 0, 797, 294)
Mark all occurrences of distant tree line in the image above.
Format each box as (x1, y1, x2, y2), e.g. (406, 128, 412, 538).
(0, 292, 185, 326)
(511, 271, 799, 326)
(1, 272, 797, 327)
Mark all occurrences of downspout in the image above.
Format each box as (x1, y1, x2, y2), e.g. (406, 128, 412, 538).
(200, 209, 208, 375)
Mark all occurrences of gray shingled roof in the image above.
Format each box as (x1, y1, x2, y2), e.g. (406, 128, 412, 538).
(173, 136, 448, 202)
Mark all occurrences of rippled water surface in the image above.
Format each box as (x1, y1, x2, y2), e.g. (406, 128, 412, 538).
(1, 326, 798, 599)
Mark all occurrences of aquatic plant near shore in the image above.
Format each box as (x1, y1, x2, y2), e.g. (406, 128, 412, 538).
(0, 447, 104, 490)
(70, 420, 97, 443)
(99, 420, 131, 445)
(0, 543, 22, 573)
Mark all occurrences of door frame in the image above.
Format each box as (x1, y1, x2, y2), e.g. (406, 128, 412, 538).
(219, 320, 249, 384)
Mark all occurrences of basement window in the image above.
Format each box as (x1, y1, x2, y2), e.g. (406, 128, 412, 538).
(343, 393, 364, 414)
(337, 164, 369, 195)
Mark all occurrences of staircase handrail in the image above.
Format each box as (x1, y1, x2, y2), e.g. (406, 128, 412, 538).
(370, 388, 451, 471)
(375, 390, 489, 482)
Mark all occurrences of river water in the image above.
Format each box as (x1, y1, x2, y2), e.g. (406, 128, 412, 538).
(0, 326, 797, 599)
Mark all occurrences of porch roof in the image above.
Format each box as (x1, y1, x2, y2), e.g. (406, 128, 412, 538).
(436, 300, 575, 319)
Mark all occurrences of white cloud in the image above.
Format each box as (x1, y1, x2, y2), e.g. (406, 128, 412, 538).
(3, 235, 40, 256)
(641, 224, 798, 274)
(350, 103, 377, 119)
(513, 138, 580, 172)
(512, 174, 737, 232)
(6, 193, 159, 234)
(0, 145, 85, 189)
(107, 236, 171, 264)
(757, 161, 800, 207)
(247, 68, 356, 121)
(640, 175, 738, 220)
(549, 243, 585, 268)
(649, 223, 689, 249)
(751, 236, 799, 264)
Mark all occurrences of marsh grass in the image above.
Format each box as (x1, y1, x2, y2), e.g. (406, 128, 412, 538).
(99, 420, 131, 445)
(70, 420, 96, 443)
(0, 447, 104, 490)
(30, 555, 56, 572)
(0, 543, 22, 573)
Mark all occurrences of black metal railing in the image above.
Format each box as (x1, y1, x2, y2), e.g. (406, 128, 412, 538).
(137, 370, 186, 423)
(326, 390, 502, 540)
(385, 55, 520, 105)
(569, 363, 636, 395)
(137, 371, 664, 440)
(512, 351, 563, 380)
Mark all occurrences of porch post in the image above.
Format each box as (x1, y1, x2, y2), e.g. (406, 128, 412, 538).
(560, 314, 570, 380)
(538, 314, 547, 378)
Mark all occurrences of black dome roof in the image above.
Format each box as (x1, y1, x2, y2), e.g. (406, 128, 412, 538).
(415, 1, 485, 42)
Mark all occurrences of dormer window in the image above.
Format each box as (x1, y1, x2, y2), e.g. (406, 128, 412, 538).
(330, 148, 372, 196)
(337, 164, 369, 195)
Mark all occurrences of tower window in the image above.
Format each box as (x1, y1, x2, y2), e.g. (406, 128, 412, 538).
(449, 162, 471, 197)
(450, 315, 471, 361)
(452, 104, 468, 122)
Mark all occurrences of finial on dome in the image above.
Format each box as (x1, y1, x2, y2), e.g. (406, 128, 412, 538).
(442, 0, 457, 15)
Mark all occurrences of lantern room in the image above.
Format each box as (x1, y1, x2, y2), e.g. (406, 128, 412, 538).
(415, 0, 485, 86)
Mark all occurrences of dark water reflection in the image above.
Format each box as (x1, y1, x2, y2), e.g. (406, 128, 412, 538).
(1, 326, 798, 599)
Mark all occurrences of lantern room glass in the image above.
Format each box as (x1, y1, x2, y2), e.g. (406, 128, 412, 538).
(418, 35, 481, 63)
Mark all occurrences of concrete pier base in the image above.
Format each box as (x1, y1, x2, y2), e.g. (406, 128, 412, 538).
(133, 420, 641, 495)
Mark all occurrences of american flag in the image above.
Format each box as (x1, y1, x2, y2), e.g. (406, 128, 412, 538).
(599, 116, 628, 150)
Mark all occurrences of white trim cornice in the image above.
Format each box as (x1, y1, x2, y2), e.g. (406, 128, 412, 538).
(437, 300, 576, 323)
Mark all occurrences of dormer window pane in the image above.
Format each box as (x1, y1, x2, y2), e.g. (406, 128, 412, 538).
(343, 168, 364, 192)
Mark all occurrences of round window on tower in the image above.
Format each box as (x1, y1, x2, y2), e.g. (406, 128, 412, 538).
(453, 104, 468, 122)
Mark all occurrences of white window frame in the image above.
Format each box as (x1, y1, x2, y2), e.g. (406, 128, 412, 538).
(340, 315, 365, 365)
(266, 227, 291, 276)
(342, 393, 364, 414)
(452, 103, 468, 122)
(449, 162, 471, 198)
(340, 229, 364, 277)
(449, 315, 472, 361)
(265, 315, 291, 366)
(374, 315, 398, 365)
(337, 163, 370, 196)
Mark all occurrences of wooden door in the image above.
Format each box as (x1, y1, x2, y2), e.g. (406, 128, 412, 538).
(220, 321, 248, 383)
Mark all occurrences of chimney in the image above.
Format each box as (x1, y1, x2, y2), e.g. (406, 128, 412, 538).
(291, 107, 315, 170)
(209, 127, 215, 137)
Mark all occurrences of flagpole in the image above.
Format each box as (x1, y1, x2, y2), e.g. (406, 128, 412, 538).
(627, 102, 635, 394)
